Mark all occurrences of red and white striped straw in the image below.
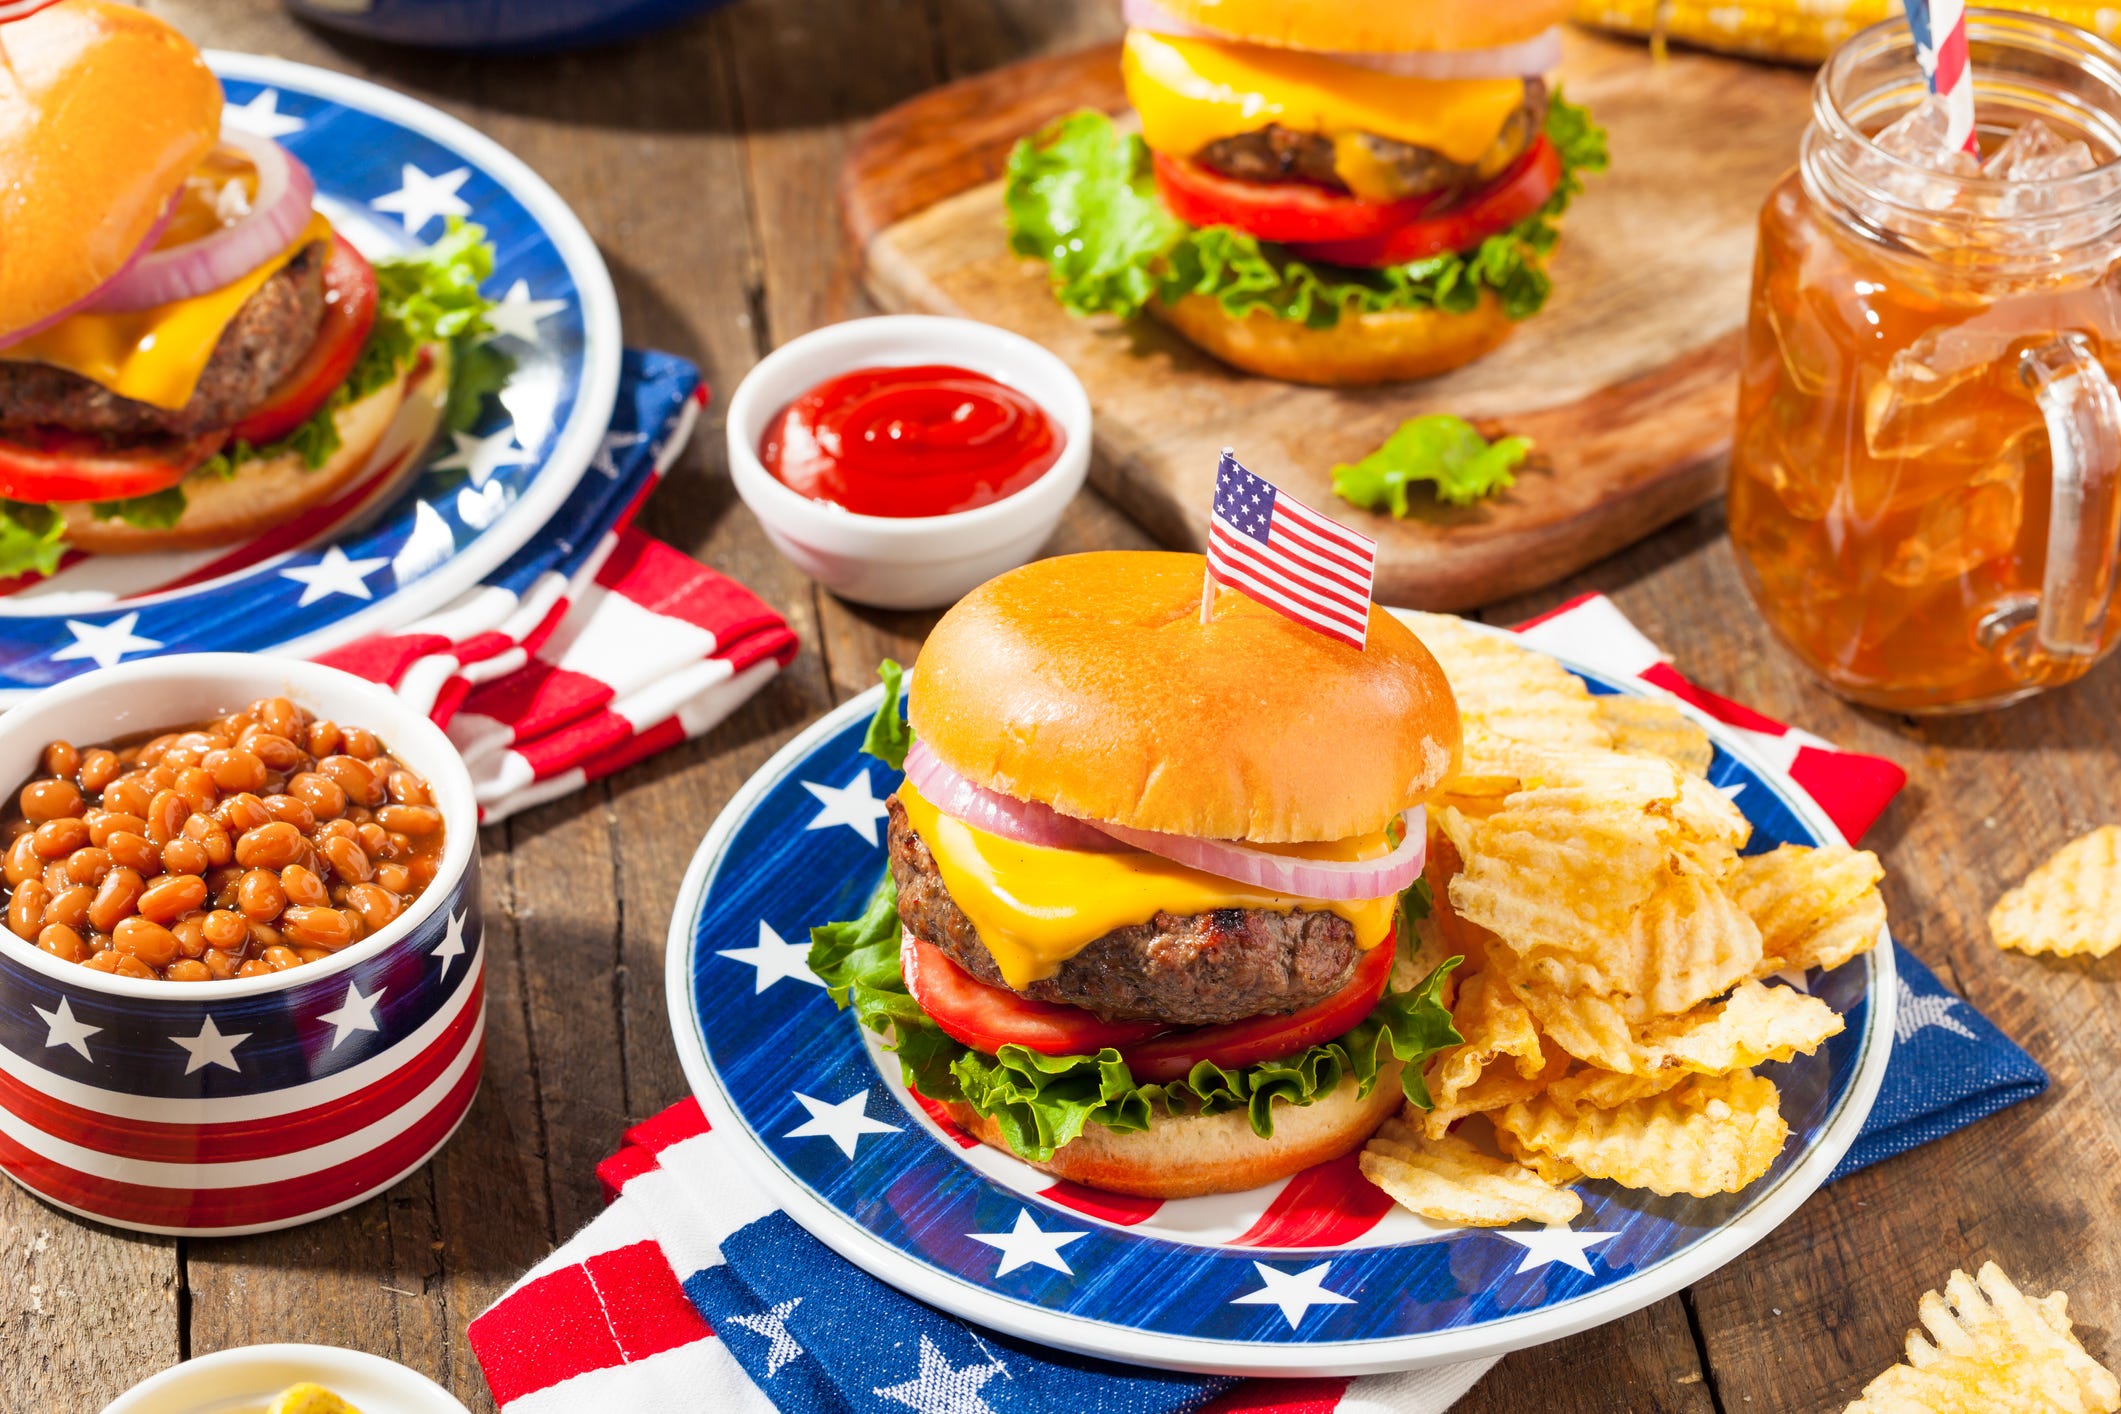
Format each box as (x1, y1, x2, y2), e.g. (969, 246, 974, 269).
(1910, 0, 1979, 153)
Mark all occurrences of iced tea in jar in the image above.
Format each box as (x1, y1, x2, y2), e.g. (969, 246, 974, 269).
(1730, 11, 2121, 712)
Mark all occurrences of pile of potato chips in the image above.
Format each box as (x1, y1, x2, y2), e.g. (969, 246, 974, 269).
(1361, 615, 1890, 1223)
(1844, 1262, 2119, 1412)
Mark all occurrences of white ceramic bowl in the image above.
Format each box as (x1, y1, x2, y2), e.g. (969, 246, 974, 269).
(0, 656, 486, 1235)
(726, 314, 1092, 609)
(103, 1343, 470, 1414)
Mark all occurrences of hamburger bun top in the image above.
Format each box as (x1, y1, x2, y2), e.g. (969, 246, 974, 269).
(1149, 0, 1576, 54)
(910, 551, 1461, 843)
(0, 0, 222, 340)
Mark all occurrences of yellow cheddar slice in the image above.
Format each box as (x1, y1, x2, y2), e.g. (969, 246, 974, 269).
(898, 779, 1396, 992)
(0, 211, 333, 412)
(1122, 29, 1527, 201)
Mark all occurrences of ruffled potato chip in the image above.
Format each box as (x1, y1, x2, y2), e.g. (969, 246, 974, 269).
(1640, 978, 1845, 1073)
(1494, 1124, 1586, 1186)
(1400, 612, 1608, 774)
(1544, 1066, 1685, 1110)
(1845, 1262, 2120, 1413)
(1597, 694, 1714, 776)
(1496, 1070, 1789, 1197)
(1989, 825, 2121, 959)
(1360, 1115, 1582, 1227)
(1423, 1036, 1569, 1138)
(1730, 843, 1887, 976)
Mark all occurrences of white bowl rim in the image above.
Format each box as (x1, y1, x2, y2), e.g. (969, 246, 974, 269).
(726, 313, 1093, 539)
(0, 654, 477, 1003)
(101, 1341, 470, 1414)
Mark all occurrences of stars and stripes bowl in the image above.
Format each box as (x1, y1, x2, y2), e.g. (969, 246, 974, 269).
(726, 315, 1091, 610)
(0, 655, 484, 1236)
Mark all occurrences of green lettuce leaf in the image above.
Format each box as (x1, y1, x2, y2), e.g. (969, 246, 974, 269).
(1332, 415, 1533, 514)
(90, 485, 189, 529)
(863, 659, 914, 771)
(0, 501, 67, 579)
(1004, 95, 1609, 329)
(808, 870, 1464, 1166)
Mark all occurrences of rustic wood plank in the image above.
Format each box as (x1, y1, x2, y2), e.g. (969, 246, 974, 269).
(1456, 1297, 1717, 1414)
(0, 1195, 178, 1410)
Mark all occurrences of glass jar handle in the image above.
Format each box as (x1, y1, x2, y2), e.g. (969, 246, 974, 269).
(2020, 335, 2121, 660)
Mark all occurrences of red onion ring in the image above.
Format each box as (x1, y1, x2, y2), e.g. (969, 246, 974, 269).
(90, 131, 316, 314)
(902, 741, 1127, 853)
(0, 200, 174, 348)
(903, 739, 1427, 899)
(1121, 0, 1563, 78)
(1089, 808, 1426, 901)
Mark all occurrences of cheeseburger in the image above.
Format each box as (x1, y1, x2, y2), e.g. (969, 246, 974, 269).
(1004, 0, 1607, 385)
(814, 552, 1465, 1198)
(0, 0, 497, 574)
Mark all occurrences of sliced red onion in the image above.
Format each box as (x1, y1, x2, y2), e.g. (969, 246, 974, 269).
(902, 741, 1127, 853)
(90, 131, 316, 314)
(1090, 808, 1426, 902)
(0, 200, 173, 348)
(1122, 0, 1563, 78)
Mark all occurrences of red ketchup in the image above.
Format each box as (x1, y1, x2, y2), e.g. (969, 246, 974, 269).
(760, 364, 1063, 517)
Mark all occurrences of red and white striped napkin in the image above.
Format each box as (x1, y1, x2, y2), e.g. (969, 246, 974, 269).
(314, 386, 798, 823)
(465, 592, 1911, 1413)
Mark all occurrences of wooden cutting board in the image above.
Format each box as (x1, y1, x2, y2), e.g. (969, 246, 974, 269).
(843, 33, 1814, 609)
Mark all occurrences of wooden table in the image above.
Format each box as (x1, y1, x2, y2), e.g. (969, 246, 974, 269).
(10, 3, 2119, 1410)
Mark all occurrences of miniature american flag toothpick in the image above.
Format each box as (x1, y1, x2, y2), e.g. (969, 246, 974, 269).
(1202, 449, 1378, 649)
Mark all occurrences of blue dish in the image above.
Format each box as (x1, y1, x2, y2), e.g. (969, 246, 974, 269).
(284, 0, 732, 51)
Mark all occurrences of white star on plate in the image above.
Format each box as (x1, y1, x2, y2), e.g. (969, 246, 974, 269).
(1719, 782, 1748, 802)
(53, 612, 162, 670)
(34, 997, 100, 1061)
(591, 430, 648, 479)
(719, 920, 824, 994)
(432, 909, 468, 979)
(318, 981, 388, 1048)
(1498, 1223, 1619, 1276)
(1895, 975, 1977, 1044)
(433, 426, 533, 488)
(1230, 1260, 1355, 1329)
(967, 1208, 1086, 1277)
(280, 545, 389, 607)
(224, 88, 305, 139)
(370, 162, 472, 235)
(801, 769, 891, 846)
(785, 1088, 900, 1160)
(483, 279, 567, 344)
(727, 1296, 804, 1377)
(171, 1016, 250, 1075)
(1771, 968, 1812, 994)
(874, 1334, 1004, 1414)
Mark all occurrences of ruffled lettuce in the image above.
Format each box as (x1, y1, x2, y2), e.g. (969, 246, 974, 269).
(57, 220, 509, 562)
(1004, 94, 1609, 329)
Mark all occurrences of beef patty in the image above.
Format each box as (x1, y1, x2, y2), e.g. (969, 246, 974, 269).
(0, 242, 328, 446)
(1194, 80, 1548, 202)
(887, 794, 1362, 1027)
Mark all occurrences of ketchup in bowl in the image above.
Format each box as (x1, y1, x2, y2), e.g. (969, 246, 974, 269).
(759, 364, 1064, 517)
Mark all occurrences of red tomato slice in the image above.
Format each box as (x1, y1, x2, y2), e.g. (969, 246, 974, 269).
(1286, 138, 1563, 269)
(0, 429, 227, 504)
(902, 933, 1173, 1057)
(229, 234, 380, 447)
(1152, 153, 1432, 245)
(1119, 931, 1397, 1083)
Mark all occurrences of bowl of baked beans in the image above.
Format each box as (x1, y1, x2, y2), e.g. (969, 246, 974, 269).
(0, 655, 484, 1236)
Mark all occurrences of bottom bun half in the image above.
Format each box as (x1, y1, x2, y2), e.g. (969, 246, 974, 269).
(64, 344, 451, 554)
(941, 1062, 1403, 1200)
(1153, 289, 1517, 386)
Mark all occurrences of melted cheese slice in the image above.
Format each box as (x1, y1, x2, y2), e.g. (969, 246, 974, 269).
(0, 211, 333, 412)
(1122, 29, 1526, 200)
(898, 779, 1396, 992)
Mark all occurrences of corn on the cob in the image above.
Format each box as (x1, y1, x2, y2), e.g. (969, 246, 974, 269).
(1573, 0, 2121, 64)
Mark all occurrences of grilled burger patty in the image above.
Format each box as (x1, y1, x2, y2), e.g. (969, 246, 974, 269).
(1195, 79, 1548, 201)
(0, 242, 327, 445)
(888, 795, 1361, 1027)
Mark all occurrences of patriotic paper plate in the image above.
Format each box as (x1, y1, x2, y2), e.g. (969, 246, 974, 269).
(666, 644, 1896, 1376)
(0, 54, 621, 699)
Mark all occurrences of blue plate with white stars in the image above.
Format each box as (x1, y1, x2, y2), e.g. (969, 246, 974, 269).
(665, 628, 1896, 1375)
(0, 53, 621, 699)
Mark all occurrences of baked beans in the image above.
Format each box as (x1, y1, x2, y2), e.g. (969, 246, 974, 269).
(0, 698, 447, 981)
